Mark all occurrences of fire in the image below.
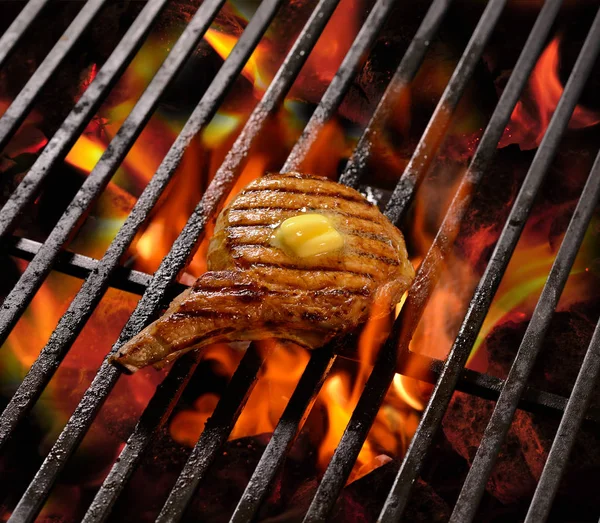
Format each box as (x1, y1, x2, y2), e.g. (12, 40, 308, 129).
(3, 1, 600, 520)
(0, 266, 162, 514)
(298, 0, 359, 87)
(170, 329, 424, 482)
(204, 29, 272, 94)
(65, 134, 105, 173)
(468, 215, 597, 364)
(406, 154, 599, 375)
(500, 37, 600, 150)
(11, 0, 584, 509)
(171, 340, 309, 447)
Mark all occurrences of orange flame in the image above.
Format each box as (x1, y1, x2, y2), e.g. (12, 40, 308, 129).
(406, 160, 599, 375)
(500, 37, 600, 150)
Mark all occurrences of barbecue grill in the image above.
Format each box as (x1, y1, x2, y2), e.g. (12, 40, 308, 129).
(0, 0, 599, 521)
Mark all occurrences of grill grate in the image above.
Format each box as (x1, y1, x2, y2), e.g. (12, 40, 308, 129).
(0, 0, 599, 522)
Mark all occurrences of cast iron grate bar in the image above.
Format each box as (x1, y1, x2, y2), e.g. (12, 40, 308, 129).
(232, 0, 452, 517)
(6, 0, 340, 520)
(281, 0, 398, 172)
(230, 347, 336, 522)
(380, 0, 569, 518)
(525, 310, 600, 523)
(82, 1, 292, 520)
(0, 0, 169, 238)
(451, 145, 600, 522)
(0, 0, 108, 152)
(137, 0, 403, 517)
(0, 0, 228, 454)
(155, 345, 267, 523)
(338, 0, 451, 188)
(2, 0, 288, 512)
(2, 236, 158, 297)
(0, 0, 224, 350)
(425, 356, 600, 422)
(449, 13, 600, 521)
(0, 0, 50, 70)
(4, 232, 595, 422)
(5, 233, 594, 425)
(85, 345, 265, 523)
(2, 0, 597, 522)
(302, 0, 513, 517)
(382, 0, 508, 224)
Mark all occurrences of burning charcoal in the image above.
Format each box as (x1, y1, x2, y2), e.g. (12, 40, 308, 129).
(187, 435, 274, 523)
(340, 464, 449, 523)
(456, 148, 529, 272)
(442, 391, 538, 505)
(483, 304, 600, 502)
(484, 303, 600, 407)
(260, 461, 449, 523)
(443, 301, 600, 506)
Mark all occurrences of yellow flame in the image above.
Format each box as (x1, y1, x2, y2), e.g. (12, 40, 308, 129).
(202, 111, 242, 148)
(65, 135, 105, 173)
(204, 29, 270, 92)
(393, 374, 425, 411)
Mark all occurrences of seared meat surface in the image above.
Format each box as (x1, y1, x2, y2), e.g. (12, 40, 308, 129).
(112, 173, 415, 372)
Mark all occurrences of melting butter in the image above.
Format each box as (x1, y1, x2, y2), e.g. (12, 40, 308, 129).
(272, 213, 344, 258)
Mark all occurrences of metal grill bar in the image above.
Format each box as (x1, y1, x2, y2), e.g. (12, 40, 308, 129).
(383, 0, 508, 224)
(155, 0, 406, 516)
(281, 0, 397, 172)
(7, 0, 341, 520)
(86, 345, 265, 523)
(231, 347, 335, 522)
(0, 0, 50, 70)
(338, 0, 451, 188)
(451, 155, 600, 521)
(0, 0, 108, 152)
(525, 312, 600, 523)
(450, 16, 600, 520)
(302, 0, 512, 517)
(2, 236, 158, 296)
(232, 0, 452, 516)
(155, 346, 266, 523)
(0, 0, 224, 350)
(5, 232, 596, 421)
(85, 0, 343, 514)
(6, 232, 594, 424)
(380, 0, 568, 517)
(0, 0, 169, 238)
(1, 0, 598, 521)
(0, 0, 228, 454)
(81, 351, 202, 523)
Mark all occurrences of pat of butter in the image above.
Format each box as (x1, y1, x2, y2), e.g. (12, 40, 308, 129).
(273, 213, 344, 258)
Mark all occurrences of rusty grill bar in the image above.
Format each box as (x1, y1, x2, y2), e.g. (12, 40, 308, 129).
(0, 0, 599, 522)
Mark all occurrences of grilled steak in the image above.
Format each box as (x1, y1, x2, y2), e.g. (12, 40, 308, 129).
(111, 173, 415, 372)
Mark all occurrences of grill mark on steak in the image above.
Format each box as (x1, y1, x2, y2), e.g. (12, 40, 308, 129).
(250, 261, 376, 279)
(190, 287, 371, 298)
(230, 243, 401, 267)
(166, 327, 237, 352)
(241, 187, 371, 204)
(229, 206, 383, 224)
(171, 310, 238, 319)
